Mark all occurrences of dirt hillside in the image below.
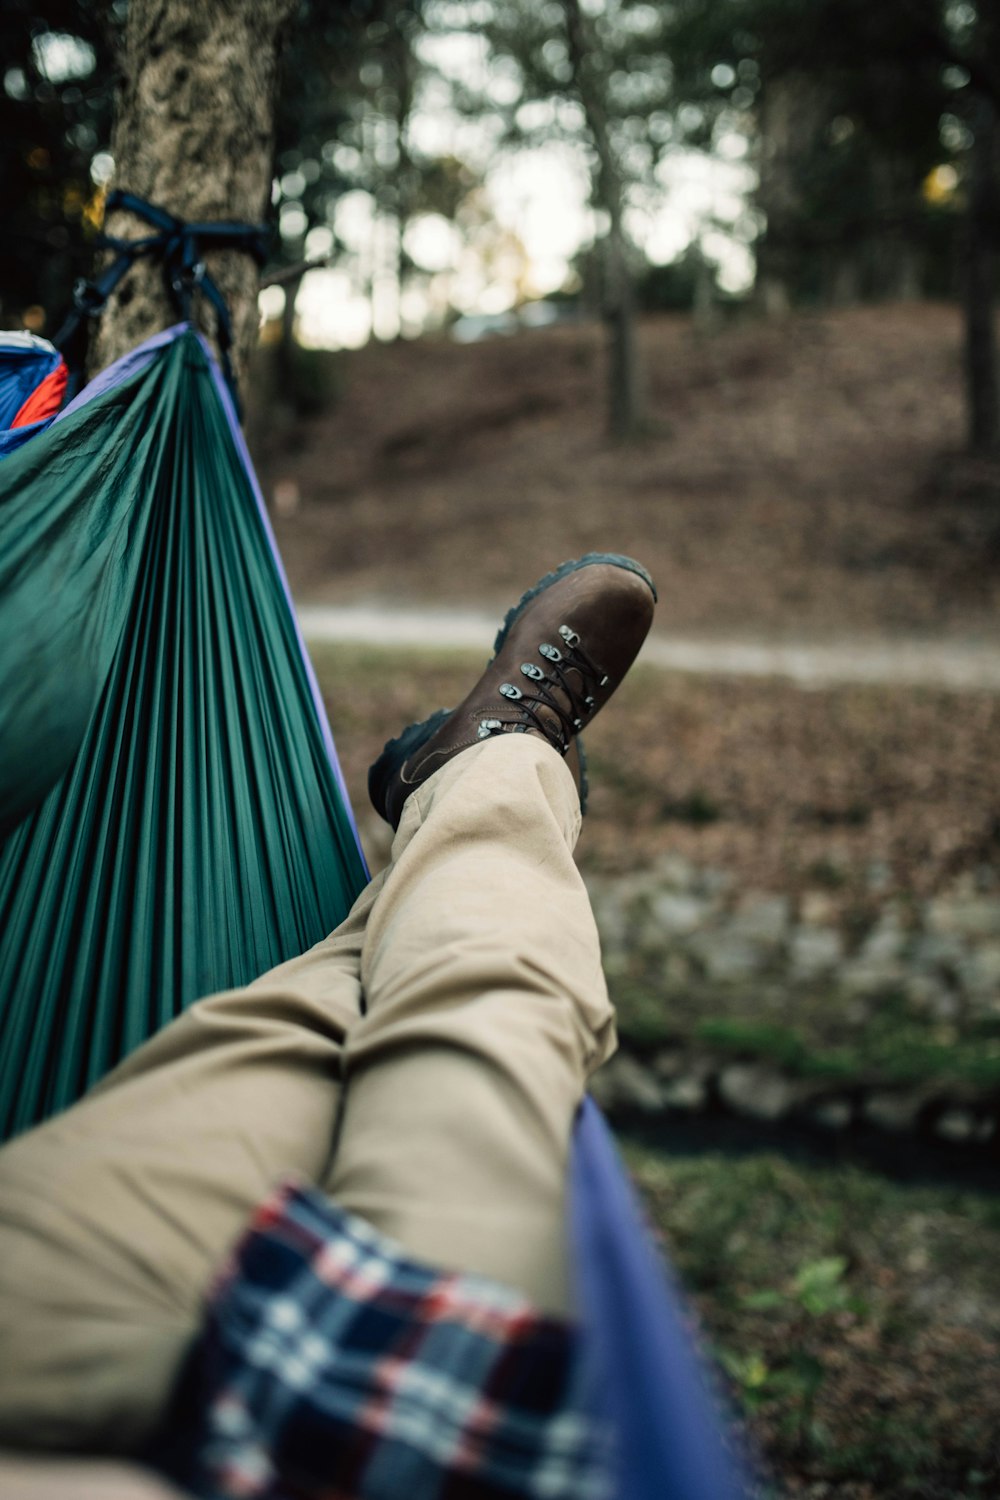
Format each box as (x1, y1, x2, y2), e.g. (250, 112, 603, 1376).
(249, 302, 1000, 641)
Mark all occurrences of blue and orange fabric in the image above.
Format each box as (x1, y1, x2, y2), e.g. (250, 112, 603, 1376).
(0, 331, 67, 432)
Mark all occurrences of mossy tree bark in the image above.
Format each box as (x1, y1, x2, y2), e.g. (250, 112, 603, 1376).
(89, 0, 298, 397)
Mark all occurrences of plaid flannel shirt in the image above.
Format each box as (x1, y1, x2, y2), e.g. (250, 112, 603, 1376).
(154, 1180, 613, 1500)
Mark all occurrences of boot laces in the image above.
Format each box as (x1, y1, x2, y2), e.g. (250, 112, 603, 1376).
(477, 624, 609, 752)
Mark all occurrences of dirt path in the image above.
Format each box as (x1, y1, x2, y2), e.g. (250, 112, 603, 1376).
(297, 601, 1000, 691)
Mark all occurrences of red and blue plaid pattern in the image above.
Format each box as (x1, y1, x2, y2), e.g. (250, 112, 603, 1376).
(154, 1180, 613, 1500)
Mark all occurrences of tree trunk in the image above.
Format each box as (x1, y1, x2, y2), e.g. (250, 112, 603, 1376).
(754, 73, 825, 316)
(389, 10, 417, 341)
(90, 0, 297, 398)
(560, 0, 643, 440)
(963, 95, 1000, 453)
(603, 236, 641, 437)
(275, 266, 304, 389)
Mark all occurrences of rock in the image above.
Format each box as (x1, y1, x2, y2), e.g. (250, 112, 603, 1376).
(866, 861, 893, 893)
(592, 1053, 665, 1114)
(690, 931, 768, 983)
(661, 950, 694, 987)
(840, 960, 905, 999)
(653, 852, 697, 891)
(647, 891, 712, 937)
(926, 896, 1000, 940)
(862, 1091, 924, 1134)
(651, 1048, 685, 1080)
(800, 891, 839, 925)
(729, 895, 790, 948)
(809, 1096, 853, 1131)
(790, 926, 844, 979)
(602, 949, 634, 982)
(660, 1073, 708, 1111)
(588, 881, 631, 954)
(695, 867, 735, 898)
(718, 1064, 799, 1122)
(955, 943, 1000, 1007)
(757, 983, 792, 1013)
(931, 989, 962, 1021)
(910, 933, 965, 978)
(934, 1108, 994, 1145)
(859, 916, 908, 965)
(903, 972, 961, 1021)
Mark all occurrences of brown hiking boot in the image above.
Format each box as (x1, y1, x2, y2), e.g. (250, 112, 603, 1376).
(368, 553, 656, 828)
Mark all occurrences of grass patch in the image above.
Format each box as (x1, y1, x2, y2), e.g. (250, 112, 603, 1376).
(608, 976, 1000, 1091)
(625, 1144, 1000, 1496)
(694, 1019, 856, 1080)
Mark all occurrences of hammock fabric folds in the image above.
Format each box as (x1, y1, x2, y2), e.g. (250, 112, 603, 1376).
(0, 326, 367, 1137)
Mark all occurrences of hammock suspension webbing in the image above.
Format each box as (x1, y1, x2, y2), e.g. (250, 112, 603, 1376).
(54, 189, 270, 415)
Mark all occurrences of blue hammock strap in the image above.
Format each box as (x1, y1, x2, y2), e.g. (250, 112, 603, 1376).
(53, 189, 271, 416)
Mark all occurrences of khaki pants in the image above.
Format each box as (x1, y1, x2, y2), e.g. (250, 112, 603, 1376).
(0, 736, 616, 1455)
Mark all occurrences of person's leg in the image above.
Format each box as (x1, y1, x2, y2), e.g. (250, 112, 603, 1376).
(325, 733, 617, 1317)
(0, 1455, 185, 1500)
(0, 879, 378, 1454)
(326, 555, 655, 1316)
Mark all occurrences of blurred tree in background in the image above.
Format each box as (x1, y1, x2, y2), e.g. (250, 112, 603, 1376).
(0, 0, 119, 334)
(663, 0, 954, 306)
(661, 0, 999, 447)
(270, 0, 431, 353)
(957, 0, 1000, 451)
(470, 0, 677, 436)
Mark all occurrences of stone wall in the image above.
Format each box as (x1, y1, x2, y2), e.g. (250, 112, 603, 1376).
(586, 854, 1000, 1150)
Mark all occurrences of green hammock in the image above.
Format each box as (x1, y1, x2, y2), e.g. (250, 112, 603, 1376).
(0, 327, 367, 1138)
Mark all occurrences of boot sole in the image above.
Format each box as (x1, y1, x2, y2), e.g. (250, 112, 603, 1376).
(369, 554, 656, 823)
